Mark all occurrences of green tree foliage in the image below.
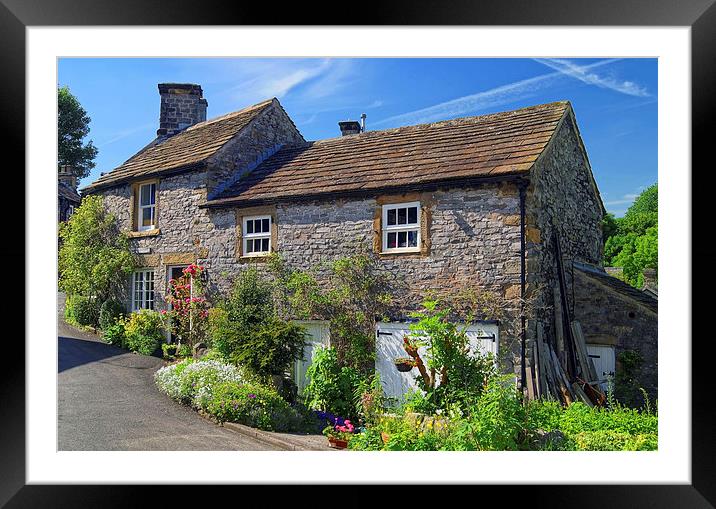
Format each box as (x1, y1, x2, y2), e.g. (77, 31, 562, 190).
(603, 184, 657, 288)
(58, 85, 98, 180)
(208, 267, 308, 378)
(58, 195, 135, 302)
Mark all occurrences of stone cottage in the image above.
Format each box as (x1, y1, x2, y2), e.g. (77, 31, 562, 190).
(82, 83, 657, 403)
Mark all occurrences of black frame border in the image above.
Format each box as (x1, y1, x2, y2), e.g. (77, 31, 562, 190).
(4, 0, 713, 505)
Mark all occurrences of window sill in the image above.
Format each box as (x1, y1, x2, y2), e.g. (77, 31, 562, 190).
(239, 253, 272, 262)
(127, 228, 161, 238)
(379, 249, 425, 257)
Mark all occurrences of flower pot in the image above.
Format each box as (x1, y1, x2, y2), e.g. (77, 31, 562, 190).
(328, 436, 349, 449)
(394, 362, 414, 372)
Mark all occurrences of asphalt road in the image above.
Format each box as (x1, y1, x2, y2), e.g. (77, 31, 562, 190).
(57, 294, 280, 451)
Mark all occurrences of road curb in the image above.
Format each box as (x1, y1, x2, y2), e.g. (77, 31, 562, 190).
(197, 411, 332, 451)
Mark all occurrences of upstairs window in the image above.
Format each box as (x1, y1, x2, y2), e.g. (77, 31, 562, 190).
(382, 202, 421, 252)
(243, 215, 271, 256)
(137, 182, 157, 231)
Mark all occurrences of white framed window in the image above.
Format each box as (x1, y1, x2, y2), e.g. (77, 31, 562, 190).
(382, 201, 421, 252)
(137, 182, 157, 231)
(132, 269, 155, 311)
(243, 215, 272, 256)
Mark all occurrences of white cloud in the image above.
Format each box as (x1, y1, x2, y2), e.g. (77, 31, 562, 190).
(533, 58, 650, 97)
(97, 123, 154, 148)
(214, 58, 341, 105)
(373, 59, 619, 127)
(605, 189, 646, 214)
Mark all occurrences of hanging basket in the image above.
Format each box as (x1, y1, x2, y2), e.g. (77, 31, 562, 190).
(394, 357, 415, 372)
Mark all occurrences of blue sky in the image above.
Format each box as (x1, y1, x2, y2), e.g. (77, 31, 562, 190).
(58, 58, 657, 216)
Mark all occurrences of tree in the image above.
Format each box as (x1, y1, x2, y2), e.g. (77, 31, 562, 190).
(603, 183, 658, 288)
(58, 195, 135, 303)
(58, 85, 98, 180)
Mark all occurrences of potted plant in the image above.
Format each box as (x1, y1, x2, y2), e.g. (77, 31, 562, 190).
(393, 357, 415, 372)
(323, 419, 355, 449)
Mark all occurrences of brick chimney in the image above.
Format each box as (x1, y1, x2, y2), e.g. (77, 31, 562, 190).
(58, 164, 77, 189)
(157, 83, 208, 137)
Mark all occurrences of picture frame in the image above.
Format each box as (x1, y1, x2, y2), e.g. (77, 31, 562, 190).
(4, 0, 712, 504)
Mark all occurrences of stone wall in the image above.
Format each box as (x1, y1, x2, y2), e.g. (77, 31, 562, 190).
(573, 269, 658, 406)
(102, 178, 527, 374)
(100, 170, 213, 310)
(270, 184, 525, 373)
(523, 110, 605, 378)
(206, 100, 305, 198)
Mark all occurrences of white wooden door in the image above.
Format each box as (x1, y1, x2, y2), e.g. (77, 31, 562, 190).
(292, 320, 330, 395)
(586, 344, 616, 391)
(375, 322, 499, 404)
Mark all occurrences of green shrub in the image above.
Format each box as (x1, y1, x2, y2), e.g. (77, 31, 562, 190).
(58, 195, 135, 302)
(209, 268, 307, 378)
(161, 343, 178, 360)
(572, 430, 657, 451)
(102, 319, 126, 347)
(99, 299, 125, 331)
(404, 299, 499, 414)
(65, 294, 100, 327)
(154, 358, 194, 400)
(303, 346, 364, 421)
(124, 309, 166, 355)
(205, 381, 302, 431)
(442, 376, 526, 451)
(525, 400, 658, 451)
(176, 359, 249, 409)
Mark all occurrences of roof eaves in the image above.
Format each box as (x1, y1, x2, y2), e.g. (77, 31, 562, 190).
(201, 172, 529, 209)
(81, 161, 208, 194)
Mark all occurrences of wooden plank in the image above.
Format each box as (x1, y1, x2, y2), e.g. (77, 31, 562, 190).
(571, 321, 599, 382)
(550, 346, 574, 405)
(532, 341, 543, 399)
(554, 233, 577, 378)
(526, 361, 536, 401)
(571, 382, 595, 407)
(540, 340, 559, 402)
(553, 285, 565, 365)
(535, 323, 548, 398)
(570, 321, 591, 380)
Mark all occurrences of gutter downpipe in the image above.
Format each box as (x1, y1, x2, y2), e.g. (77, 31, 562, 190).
(518, 180, 528, 400)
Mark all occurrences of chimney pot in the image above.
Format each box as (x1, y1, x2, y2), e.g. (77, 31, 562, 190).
(339, 120, 362, 136)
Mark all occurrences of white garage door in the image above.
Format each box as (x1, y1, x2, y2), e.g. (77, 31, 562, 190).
(586, 344, 615, 391)
(292, 321, 330, 395)
(375, 322, 499, 403)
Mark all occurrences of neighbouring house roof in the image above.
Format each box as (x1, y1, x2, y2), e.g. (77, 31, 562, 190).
(82, 98, 276, 193)
(58, 181, 81, 203)
(204, 101, 572, 207)
(574, 261, 658, 313)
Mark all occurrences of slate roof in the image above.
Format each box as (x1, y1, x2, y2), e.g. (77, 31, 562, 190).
(574, 262, 658, 313)
(58, 181, 81, 203)
(83, 98, 275, 193)
(205, 101, 571, 206)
